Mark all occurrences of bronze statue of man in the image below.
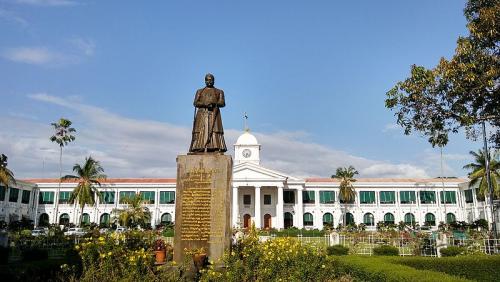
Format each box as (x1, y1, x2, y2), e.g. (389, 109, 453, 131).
(189, 74, 227, 153)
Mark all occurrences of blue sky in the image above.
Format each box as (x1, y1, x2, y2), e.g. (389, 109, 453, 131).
(0, 0, 484, 179)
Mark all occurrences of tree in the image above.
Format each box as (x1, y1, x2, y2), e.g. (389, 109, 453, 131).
(112, 193, 151, 228)
(332, 166, 358, 226)
(385, 0, 499, 148)
(463, 149, 500, 199)
(0, 154, 16, 188)
(50, 118, 76, 220)
(62, 156, 106, 227)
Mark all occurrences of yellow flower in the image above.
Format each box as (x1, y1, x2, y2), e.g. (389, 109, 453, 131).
(98, 236, 104, 241)
(74, 245, 80, 250)
(322, 264, 325, 268)
(107, 252, 112, 256)
(100, 253, 106, 258)
(172, 261, 177, 265)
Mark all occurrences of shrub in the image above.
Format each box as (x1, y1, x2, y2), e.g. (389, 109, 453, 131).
(327, 245, 349, 256)
(21, 248, 48, 261)
(373, 245, 399, 256)
(333, 256, 469, 282)
(390, 255, 500, 282)
(440, 246, 465, 257)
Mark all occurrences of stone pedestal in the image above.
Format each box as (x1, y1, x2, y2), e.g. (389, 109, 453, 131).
(173, 154, 233, 264)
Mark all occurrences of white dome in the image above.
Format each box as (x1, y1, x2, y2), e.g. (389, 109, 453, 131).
(235, 131, 259, 145)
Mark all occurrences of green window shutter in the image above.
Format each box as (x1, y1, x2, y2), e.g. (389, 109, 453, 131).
(319, 191, 325, 203)
(0, 186, 5, 201)
(160, 191, 175, 204)
(464, 190, 473, 203)
(384, 213, 394, 223)
(21, 190, 30, 204)
(441, 191, 456, 204)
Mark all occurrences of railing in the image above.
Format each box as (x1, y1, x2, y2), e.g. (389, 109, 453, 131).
(447, 237, 500, 254)
(338, 235, 434, 256)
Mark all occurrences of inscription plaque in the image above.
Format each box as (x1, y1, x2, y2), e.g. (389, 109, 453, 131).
(174, 154, 232, 263)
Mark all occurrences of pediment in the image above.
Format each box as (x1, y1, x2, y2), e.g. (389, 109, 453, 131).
(233, 162, 302, 182)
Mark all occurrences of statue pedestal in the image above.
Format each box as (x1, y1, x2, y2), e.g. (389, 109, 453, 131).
(173, 154, 233, 264)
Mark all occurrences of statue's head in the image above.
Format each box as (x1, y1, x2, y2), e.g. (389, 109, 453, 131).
(205, 73, 215, 87)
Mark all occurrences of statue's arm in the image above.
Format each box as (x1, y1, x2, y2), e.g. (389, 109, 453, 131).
(193, 89, 204, 107)
(217, 90, 225, 108)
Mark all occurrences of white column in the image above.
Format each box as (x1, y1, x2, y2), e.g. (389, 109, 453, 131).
(314, 190, 321, 229)
(277, 185, 284, 230)
(297, 188, 304, 228)
(232, 186, 239, 228)
(255, 186, 261, 228)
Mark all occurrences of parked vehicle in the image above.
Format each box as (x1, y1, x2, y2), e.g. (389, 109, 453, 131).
(64, 228, 86, 236)
(115, 226, 127, 233)
(99, 228, 109, 234)
(31, 228, 47, 237)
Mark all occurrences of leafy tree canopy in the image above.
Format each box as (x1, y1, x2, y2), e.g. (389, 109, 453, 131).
(386, 0, 499, 147)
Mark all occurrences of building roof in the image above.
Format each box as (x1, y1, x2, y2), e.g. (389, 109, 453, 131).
(23, 178, 177, 184)
(235, 131, 259, 145)
(305, 178, 468, 183)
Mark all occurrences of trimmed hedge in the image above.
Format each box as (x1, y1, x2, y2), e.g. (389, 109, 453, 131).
(333, 256, 471, 282)
(0, 259, 64, 281)
(388, 256, 500, 282)
(21, 248, 48, 261)
(373, 245, 399, 256)
(439, 246, 465, 257)
(327, 245, 349, 256)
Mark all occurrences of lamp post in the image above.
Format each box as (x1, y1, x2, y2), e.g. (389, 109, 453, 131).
(482, 121, 497, 239)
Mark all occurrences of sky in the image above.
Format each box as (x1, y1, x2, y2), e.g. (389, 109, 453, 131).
(0, 0, 487, 180)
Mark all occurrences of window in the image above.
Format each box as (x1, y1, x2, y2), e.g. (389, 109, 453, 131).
(161, 213, 172, 224)
(21, 190, 30, 204)
(119, 191, 135, 204)
(379, 191, 395, 204)
(425, 213, 436, 226)
(303, 213, 314, 226)
(400, 191, 416, 204)
(59, 213, 70, 225)
(82, 213, 90, 225)
(323, 213, 333, 226)
(404, 213, 415, 225)
(302, 191, 315, 204)
(243, 194, 251, 205)
(345, 212, 355, 225)
(320, 191, 335, 204)
(440, 191, 457, 204)
(464, 189, 474, 203)
(475, 188, 485, 201)
(59, 191, 72, 204)
(264, 194, 271, 205)
(284, 212, 293, 229)
(446, 213, 456, 224)
(160, 191, 175, 204)
(359, 191, 375, 204)
(363, 213, 374, 226)
(100, 213, 110, 225)
(9, 188, 19, 202)
(0, 186, 6, 201)
(420, 191, 436, 204)
(384, 213, 395, 224)
(39, 191, 54, 204)
(39, 213, 50, 226)
(283, 190, 295, 204)
(140, 191, 155, 204)
(100, 191, 115, 204)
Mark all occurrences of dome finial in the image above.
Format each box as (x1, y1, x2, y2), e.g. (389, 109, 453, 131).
(244, 112, 249, 132)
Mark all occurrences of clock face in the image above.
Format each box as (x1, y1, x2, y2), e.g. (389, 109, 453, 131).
(242, 149, 252, 158)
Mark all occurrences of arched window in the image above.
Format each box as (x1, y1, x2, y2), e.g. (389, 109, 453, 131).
(100, 213, 110, 226)
(161, 213, 172, 224)
(404, 213, 415, 225)
(284, 212, 293, 229)
(303, 213, 314, 226)
(345, 212, 355, 225)
(446, 213, 456, 224)
(363, 213, 374, 226)
(59, 213, 70, 225)
(82, 213, 90, 225)
(323, 213, 334, 227)
(425, 213, 435, 226)
(39, 213, 49, 227)
(264, 214, 272, 229)
(384, 213, 395, 224)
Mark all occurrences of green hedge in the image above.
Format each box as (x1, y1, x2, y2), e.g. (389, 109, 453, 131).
(333, 256, 471, 282)
(0, 259, 64, 281)
(440, 246, 465, 257)
(388, 256, 500, 282)
(373, 245, 399, 256)
(327, 245, 349, 256)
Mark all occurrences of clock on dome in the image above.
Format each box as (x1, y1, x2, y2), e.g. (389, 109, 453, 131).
(242, 149, 252, 158)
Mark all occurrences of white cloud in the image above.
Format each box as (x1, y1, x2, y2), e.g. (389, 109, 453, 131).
(15, 0, 77, 6)
(69, 37, 95, 56)
(0, 9, 29, 27)
(2, 47, 57, 65)
(382, 123, 400, 133)
(0, 94, 437, 180)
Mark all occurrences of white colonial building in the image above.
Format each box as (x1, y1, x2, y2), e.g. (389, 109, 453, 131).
(13, 130, 498, 231)
(0, 180, 38, 224)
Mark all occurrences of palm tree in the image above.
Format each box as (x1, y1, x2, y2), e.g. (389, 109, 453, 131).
(463, 149, 500, 200)
(332, 166, 358, 226)
(112, 193, 151, 228)
(0, 154, 16, 188)
(50, 118, 76, 219)
(62, 156, 106, 227)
